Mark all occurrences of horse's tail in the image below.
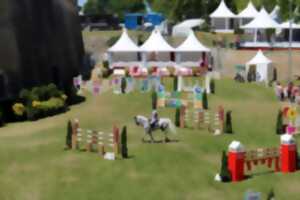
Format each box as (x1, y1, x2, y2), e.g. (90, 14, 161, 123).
(168, 120, 177, 134)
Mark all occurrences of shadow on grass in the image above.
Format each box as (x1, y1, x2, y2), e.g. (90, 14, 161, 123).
(142, 139, 180, 144)
(244, 170, 276, 180)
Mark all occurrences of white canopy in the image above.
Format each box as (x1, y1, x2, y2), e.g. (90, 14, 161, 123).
(108, 29, 140, 52)
(237, 1, 258, 18)
(280, 21, 300, 29)
(140, 29, 174, 52)
(210, 0, 236, 18)
(247, 50, 272, 65)
(176, 31, 210, 52)
(241, 8, 280, 29)
(172, 19, 204, 37)
(270, 5, 281, 21)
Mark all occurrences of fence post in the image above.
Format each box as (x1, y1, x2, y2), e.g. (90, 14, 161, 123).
(113, 126, 120, 155)
(280, 134, 297, 173)
(228, 141, 245, 182)
(180, 106, 186, 128)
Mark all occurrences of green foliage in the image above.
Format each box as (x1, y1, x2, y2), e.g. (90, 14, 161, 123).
(210, 79, 215, 94)
(121, 126, 128, 159)
(225, 111, 233, 134)
(121, 77, 127, 94)
(267, 188, 275, 200)
(173, 76, 178, 92)
(151, 91, 157, 110)
(276, 110, 283, 135)
(203, 90, 208, 110)
(220, 150, 231, 182)
(175, 107, 180, 127)
(66, 120, 73, 149)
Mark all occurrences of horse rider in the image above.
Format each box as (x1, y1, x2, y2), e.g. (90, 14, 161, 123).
(150, 110, 159, 130)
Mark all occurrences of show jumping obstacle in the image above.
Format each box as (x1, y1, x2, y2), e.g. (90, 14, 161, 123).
(228, 134, 298, 182)
(281, 105, 300, 135)
(71, 119, 120, 158)
(180, 105, 225, 133)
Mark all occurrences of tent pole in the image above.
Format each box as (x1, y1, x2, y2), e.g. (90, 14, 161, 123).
(254, 29, 258, 43)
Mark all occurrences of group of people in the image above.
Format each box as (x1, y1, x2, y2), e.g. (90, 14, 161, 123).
(275, 82, 300, 103)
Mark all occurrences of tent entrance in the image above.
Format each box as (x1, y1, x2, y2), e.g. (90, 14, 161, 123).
(247, 65, 257, 82)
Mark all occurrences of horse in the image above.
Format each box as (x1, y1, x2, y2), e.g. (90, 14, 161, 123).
(134, 115, 176, 143)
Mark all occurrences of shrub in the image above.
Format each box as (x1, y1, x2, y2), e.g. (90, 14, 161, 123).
(276, 110, 283, 135)
(225, 111, 233, 134)
(66, 120, 73, 149)
(121, 126, 128, 159)
(220, 150, 231, 182)
(175, 107, 180, 127)
(151, 91, 157, 110)
(203, 90, 208, 110)
(12, 103, 25, 116)
(210, 79, 215, 94)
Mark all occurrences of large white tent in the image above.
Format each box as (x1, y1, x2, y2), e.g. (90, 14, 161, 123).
(280, 21, 300, 29)
(210, 0, 236, 33)
(172, 19, 204, 37)
(241, 8, 280, 42)
(175, 31, 210, 67)
(246, 50, 273, 83)
(270, 5, 281, 22)
(107, 29, 140, 68)
(140, 29, 175, 67)
(237, 1, 259, 26)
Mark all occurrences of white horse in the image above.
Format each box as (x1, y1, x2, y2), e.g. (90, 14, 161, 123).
(134, 115, 176, 143)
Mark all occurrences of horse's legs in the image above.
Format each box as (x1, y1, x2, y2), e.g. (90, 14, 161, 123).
(149, 132, 155, 143)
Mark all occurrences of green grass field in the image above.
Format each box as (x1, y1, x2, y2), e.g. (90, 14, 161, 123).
(0, 79, 299, 200)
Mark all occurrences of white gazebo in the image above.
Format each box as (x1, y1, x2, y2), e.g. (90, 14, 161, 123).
(246, 50, 273, 83)
(139, 29, 175, 68)
(210, 0, 236, 33)
(175, 31, 211, 91)
(172, 19, 204, 37)
(241, 8, 280, 45)
(237, 1, 259, 26)
(107, 29, 140, 68)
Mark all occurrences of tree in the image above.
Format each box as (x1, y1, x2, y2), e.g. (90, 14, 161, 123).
(203, 90, 208, 110)
(121, 126, 128, 159)
(152, 90, 157, 110)
(220, 150, 231, 182)
(210, 79, 215, 94)
(173, 76, 178, 91)
(267, 188, 275, 200)
(175, 107, 181, 127)
(276, 110, 283, 135)
(225, 111, 233, 134)
(66, 120, 73, 149)
(121, 77, 127, 94)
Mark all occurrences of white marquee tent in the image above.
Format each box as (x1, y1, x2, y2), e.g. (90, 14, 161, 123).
(237, 1, 259, 26)
(210, 0, 236, 33)
(140, 29, 175, 67)
(172, 19, 204, 37)
(246, 50, 273, 83)
(175, 30, 210, 67)
(241, 8, 280, 42)
(270, 5, 281, 22)
(107, 29, 140, 68)
(280, 21, 300, 29)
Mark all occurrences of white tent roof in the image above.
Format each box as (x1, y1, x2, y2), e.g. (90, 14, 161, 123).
(172, 19, 204, 37)
(280, 21, 300, 29)
(140, 29, 174, 52)
(237, 1, 259, 18)
(210, 0, 236, 18)
(176, 31, 210, 52)
(246, 50, 272, 65)
(241, 8, 280, 29)
(270, 5, 281, 21)
(108, 29, 140, 52)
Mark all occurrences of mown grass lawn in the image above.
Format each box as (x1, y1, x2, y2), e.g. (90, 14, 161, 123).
(0, 79, 299, 200)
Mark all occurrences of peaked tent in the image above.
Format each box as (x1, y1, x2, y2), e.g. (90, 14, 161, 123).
(210, 0, 236, 33)
(241, 8, 280, 42)
(237, 1, 259, 26)
(140, 29, 175, 67)
(107, 29, 140, 68)
(172, 19, 204, 37)
(246, 50, 273, 83)
(270, 5, 281, 22)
